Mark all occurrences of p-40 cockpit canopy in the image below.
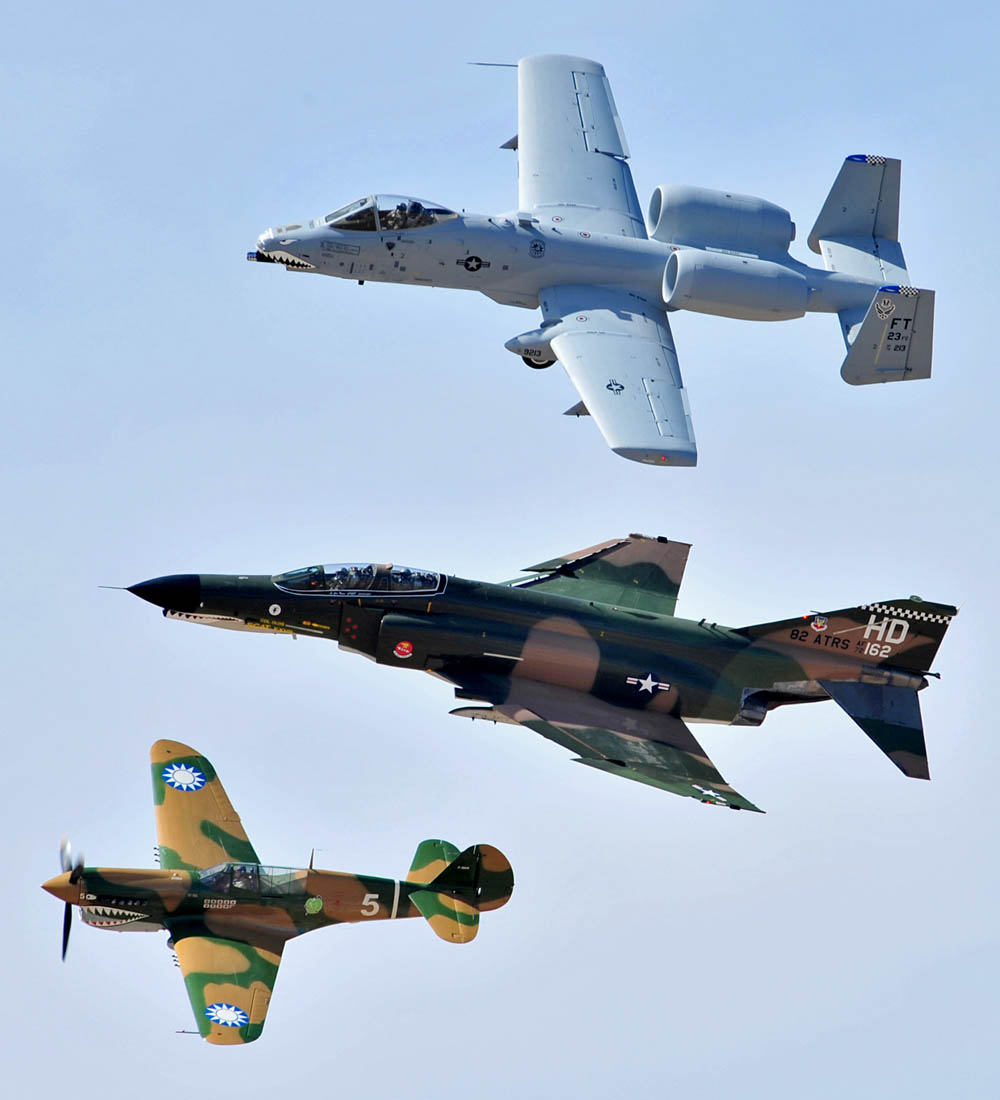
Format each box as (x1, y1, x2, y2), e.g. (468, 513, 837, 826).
(273, 563, 443, 595)
(324, 195, 457, 232)
(198, 863, 305, 897)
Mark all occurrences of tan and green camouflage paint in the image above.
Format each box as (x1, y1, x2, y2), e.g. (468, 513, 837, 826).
(132, 535, 957, 813)
(42, 742, 514, 1045)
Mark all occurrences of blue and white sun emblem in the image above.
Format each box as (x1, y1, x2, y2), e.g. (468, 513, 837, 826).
(162, 763, 206, 792)
(205, 1002, 249, 1028)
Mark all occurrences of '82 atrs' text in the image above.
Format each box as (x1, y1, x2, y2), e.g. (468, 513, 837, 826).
(788, 628, 851, 650)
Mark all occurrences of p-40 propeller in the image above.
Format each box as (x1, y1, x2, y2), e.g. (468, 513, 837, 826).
(58, 837, 84, 961)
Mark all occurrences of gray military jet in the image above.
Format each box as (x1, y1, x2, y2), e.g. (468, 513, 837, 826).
(249, 54, 934, 467)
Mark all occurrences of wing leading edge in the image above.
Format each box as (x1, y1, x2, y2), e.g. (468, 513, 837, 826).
(540, 285, 697, 466)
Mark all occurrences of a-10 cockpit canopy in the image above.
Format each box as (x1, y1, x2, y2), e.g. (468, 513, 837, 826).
(273, 563, 443, 595)
(324, 195, 457, 232)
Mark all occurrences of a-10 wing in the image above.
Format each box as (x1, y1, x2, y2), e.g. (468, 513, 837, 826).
(540, 285, 697, 466)
(517, 53, 646, 238)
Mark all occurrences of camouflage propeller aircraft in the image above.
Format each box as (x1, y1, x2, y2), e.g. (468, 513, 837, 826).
(43, 740, 514, 1045)
(128, 536, 956, 814)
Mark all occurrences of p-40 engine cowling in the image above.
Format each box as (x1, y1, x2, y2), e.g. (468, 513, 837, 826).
(662, 249, 809, 322)
(647, 185, 795, 256)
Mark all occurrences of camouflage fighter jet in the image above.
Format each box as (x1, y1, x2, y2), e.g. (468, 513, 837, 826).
(128, 537, 956, 814)
(43, 740, 514, 1045)
(248, 53, 934, 467)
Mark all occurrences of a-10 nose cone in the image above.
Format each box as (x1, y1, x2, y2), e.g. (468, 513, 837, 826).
(128, 574, 201, 613)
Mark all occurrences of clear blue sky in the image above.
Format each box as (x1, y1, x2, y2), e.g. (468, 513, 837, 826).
(3, 2, 997, 1095)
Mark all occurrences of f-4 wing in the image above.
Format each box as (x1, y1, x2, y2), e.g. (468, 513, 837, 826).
(517, 54, 646, 238)
(539, 286, 697, 466)
(510, 532, 690, 616)
(451, 680, 761, 812)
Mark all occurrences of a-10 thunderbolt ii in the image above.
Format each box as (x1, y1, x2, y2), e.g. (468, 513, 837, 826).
(43, 739, 513, 1044)
(128, 536, 956, 813)
(248, 53, 934, 467)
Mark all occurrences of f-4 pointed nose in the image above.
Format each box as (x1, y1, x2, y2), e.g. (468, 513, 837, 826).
(128, 574, 201, 613)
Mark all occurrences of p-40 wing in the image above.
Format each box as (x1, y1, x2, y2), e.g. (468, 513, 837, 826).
(169, 925, 284, 1045)
(516, 54, 646, 238)
(451, 680, 760, 812)
(151, 740, 260, 871)
(541, 285, 697, 466)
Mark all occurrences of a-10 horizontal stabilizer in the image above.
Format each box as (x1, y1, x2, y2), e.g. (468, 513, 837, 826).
(819, 681, 929, 780)
(840, 286, 934, 385)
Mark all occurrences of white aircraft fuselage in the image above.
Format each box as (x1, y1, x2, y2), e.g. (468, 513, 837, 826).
(251, 207, 877, 318)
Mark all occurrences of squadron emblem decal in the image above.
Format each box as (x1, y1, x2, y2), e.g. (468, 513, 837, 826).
(205, 1002, 249, 1028)
(810, 616, 829, 632)
(162, 763, 206, 792)
(393, 640, 414, 659)
(874, 297, 896, 320)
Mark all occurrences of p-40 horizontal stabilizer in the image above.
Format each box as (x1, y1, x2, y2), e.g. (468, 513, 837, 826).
(410, 843, 514, 943)
(840, 286, 935, 385)
(819, 681, 929, 779)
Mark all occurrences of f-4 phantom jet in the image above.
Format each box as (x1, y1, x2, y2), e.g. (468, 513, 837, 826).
(129, 536, 956, 813)
(43, 740, 513, 1044)
(249, 53, 935, 467)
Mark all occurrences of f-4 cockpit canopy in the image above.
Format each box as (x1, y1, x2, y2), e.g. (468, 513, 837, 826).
(273, 563, 444, 596)
(324, 195, 457, 232)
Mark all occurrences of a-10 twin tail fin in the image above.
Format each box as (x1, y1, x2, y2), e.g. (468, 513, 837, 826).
(406, 839, 514, 943)
(809, 155, 935, 384)
(739, 597, 957, 781)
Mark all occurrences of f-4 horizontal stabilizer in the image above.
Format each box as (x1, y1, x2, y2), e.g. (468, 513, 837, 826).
(819, 681, 929, 779)
(840, 286, 935, 385)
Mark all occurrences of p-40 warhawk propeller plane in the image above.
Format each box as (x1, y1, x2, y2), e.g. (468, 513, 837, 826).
(249, 53, 935, 467)
(129, 537, 955, 813)
(43, 740, 513, 1045)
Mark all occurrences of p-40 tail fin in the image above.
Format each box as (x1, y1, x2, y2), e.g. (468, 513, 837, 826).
(407, 842, 514, 943)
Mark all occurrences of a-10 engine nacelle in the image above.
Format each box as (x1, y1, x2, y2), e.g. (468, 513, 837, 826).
(647, 185, 795, 255)
(662, 248, 808, 321)
(647, 185, 807, 322)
